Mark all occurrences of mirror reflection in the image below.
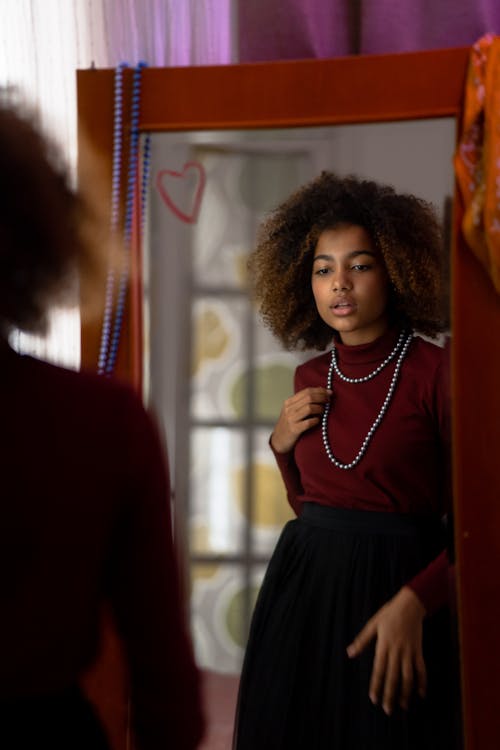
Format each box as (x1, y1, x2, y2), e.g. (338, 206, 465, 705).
(142, 118, 455, 674)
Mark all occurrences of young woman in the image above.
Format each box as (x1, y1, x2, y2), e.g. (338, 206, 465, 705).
(0, 102, 204, 749)
(233, 172, 457, 749)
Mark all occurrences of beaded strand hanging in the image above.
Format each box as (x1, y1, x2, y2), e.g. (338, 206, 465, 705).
(97, 60, 150, 376)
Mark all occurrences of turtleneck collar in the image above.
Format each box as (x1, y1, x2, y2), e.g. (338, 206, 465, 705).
(333, 326, 408, 365)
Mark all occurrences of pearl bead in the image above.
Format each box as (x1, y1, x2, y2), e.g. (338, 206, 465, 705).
(321, 331, 413, 470)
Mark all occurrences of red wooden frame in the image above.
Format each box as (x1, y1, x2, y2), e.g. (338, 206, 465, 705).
(77, 46, 500, 750)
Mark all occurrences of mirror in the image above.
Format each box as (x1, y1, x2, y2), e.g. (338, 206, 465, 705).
(78, 47, 500, 748)
(143, 118, 456, 671)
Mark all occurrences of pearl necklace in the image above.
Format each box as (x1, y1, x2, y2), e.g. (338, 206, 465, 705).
(332, 328, 406, 383)
(321, 330, 413, 470)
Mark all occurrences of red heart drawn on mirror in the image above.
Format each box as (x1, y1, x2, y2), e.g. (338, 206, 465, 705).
(155, 162, 206, 224)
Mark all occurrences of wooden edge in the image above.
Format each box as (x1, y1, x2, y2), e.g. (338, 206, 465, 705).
(452, 211, 500, 747)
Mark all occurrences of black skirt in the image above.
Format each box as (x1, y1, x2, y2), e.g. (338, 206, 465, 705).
(233, 503, 459, 750)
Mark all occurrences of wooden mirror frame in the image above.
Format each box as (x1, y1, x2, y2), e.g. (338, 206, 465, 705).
(77, 47, 500, 749)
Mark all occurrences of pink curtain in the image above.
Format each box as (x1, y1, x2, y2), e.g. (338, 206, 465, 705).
(238, 0, 500, 61)
(80, 0, 234, 67)
(360, 0, 500, 55)
(238, 0, 353, 61)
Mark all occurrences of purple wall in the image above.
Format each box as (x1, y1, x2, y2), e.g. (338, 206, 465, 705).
(238, 0, 500, 61)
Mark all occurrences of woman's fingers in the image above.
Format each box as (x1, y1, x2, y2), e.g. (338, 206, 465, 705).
(289, 401, 324, 423)
(346, 616, 377, 658)
(414, 650, 427, 699)
(370, 644, 414, 715)
(368, 637, 387, 706)
(382, 647, 425, 714)
(381, 650, 400, 715)
(347, 588, 426, 714)
(287, 389, 332, 428)
(272, 388, 332, 452)
(286, 387, 332, 418)
(399, 652, 414, 711)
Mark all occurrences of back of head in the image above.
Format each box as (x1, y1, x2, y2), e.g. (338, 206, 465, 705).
(0, 100, 87, 336)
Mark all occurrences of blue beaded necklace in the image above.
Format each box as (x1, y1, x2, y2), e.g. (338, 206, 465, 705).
(97, 60, 151, 376)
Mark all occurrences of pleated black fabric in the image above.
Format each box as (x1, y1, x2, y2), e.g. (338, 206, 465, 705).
(234, 503, 457, 750)
(0, 686, 110, 749)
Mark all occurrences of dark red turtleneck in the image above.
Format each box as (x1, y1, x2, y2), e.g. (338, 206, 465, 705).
(271, 328, 452, 614)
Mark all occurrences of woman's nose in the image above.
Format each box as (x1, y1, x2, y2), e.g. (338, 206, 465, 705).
(332, 272, 351, 291)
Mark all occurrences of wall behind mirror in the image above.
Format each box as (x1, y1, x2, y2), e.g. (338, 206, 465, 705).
(143, 117, 456, 673)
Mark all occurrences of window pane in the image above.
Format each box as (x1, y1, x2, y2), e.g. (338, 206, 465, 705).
(191, 297, 249, 420)
(190, 427, 247, 555)
(191, 148, 250, 289)
(249, 428, 296, 556)
(252, 355, 295, 422)
(253, 312, 310, 421)
(191, 562, 265, 673)
(191, 145, 308, 289)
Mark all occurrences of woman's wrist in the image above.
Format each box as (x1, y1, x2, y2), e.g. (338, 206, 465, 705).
(400, 585, 427, 618)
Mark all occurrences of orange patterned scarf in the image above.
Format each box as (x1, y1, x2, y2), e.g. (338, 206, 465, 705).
(454, 34, 500, 294)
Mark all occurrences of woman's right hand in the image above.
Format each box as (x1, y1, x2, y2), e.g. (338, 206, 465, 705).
(270, 387, 332, 454)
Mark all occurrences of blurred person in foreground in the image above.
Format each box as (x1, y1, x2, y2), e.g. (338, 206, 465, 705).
(0, 100, 204, 749)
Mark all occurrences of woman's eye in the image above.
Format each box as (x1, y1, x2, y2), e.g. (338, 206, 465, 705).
(351, 264, 371, 271)
(314, 267, 331, 276)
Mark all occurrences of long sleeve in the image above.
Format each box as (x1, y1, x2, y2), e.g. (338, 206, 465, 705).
(406, 549, 450, 615)
(107, 393, 205, 750)
(267, 364, 308, 516)
(405, 343, 453, 615)
(0, 347, 204, 745)
(269, 439, 303, 516)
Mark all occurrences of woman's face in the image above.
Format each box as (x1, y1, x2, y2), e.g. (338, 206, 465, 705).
(311, 224, 390, 346)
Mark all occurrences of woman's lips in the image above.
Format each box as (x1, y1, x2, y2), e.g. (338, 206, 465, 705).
(331, 301, 356, 316)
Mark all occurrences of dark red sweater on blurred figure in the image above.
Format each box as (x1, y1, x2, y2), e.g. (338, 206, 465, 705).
(0, 342, 204, 750)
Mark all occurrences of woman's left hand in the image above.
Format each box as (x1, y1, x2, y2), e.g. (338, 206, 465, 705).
(346, 586, 427, 715)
